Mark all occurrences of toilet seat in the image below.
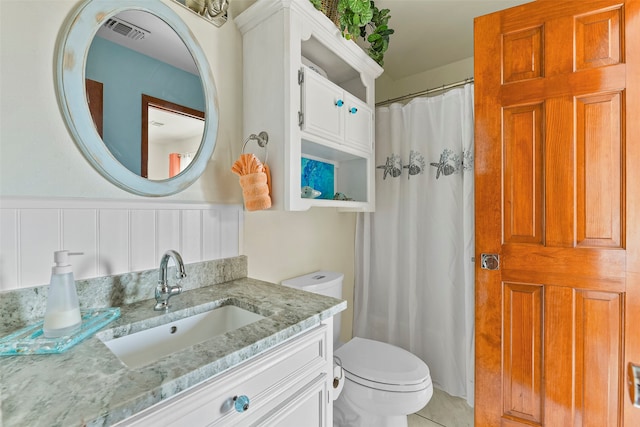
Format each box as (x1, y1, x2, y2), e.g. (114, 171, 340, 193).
(335, 337, 431, 393)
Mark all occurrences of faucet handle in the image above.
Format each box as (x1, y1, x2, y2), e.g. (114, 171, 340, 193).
(155, 250, 186, 311)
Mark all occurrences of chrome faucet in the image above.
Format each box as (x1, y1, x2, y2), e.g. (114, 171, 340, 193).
(154, 250, 186, 311)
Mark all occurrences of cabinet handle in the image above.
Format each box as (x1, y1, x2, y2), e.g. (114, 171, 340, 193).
(335, 99, 344, 107)
(349, 107, 358, 114)
(233, 395, 250, 413)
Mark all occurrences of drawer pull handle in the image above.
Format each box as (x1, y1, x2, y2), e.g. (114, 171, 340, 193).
(335, 99, 344, 107)
(349, 107, 358, 114)
(233, 395, 250, 413)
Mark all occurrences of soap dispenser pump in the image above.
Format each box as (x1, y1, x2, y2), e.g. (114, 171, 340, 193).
(43, 250, 83, 338)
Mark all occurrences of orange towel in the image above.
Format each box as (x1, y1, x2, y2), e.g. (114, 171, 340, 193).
(231, 154, 272, 211)
(239, 172, 271, 211)
(263, 163, 272, 197)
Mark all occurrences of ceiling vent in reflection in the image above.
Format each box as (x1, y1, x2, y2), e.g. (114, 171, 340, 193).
(103, 17, 150, 41)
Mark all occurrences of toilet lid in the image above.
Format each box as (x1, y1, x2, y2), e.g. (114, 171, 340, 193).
(335, 337, 431, 392)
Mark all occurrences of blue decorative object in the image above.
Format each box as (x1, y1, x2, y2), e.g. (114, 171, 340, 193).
(349, 107, 358, 114)
(0, 308, 120, 356)
(335, 99, 344, 107)
(301, 158, 334, 200)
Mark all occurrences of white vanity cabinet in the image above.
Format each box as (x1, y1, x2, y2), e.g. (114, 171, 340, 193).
(236, 0, 383, 211)
(118, 323, 333, 426)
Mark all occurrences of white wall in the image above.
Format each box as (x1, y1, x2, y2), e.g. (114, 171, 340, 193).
(0, 0, 241, 203)
(242, 209, 356, 343)
(0, 0, 359, 338)
(376, 56, 474, 103)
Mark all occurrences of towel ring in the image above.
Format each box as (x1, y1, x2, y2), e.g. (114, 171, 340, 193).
(242, 131, 269, 165)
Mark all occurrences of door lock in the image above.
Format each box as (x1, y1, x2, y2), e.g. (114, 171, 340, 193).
(480, 253, 500, 270)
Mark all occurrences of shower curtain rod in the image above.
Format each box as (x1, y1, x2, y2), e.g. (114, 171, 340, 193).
(375, 77, 474, 107)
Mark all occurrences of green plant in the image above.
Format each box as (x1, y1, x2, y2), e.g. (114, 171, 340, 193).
(360, 2, 394, 66)
(309, 0, 393, 66)
(308, 0, 324, 13)
(337, 0, 373, 41)
(308, 0, 393, 66)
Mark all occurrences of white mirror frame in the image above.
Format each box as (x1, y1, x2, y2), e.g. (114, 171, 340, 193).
(55, 0, 219, 196)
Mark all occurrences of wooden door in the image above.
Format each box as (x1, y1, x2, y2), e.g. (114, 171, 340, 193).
(85, 78, 103, 138)
(474, 0, 640, 426)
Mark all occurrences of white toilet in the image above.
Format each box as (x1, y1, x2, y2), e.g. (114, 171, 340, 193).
(281, 271, 433, 427)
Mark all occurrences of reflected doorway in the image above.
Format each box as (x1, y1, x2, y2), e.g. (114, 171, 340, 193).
(141, 94, 205, 180)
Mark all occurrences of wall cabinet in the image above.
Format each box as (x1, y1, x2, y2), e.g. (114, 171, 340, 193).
(301, 66, 373, 153)
(118, 323, 332, 426)
(236, 0, 383, 211)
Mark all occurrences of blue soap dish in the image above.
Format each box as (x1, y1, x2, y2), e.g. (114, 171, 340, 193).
(0, 308, 120, 356)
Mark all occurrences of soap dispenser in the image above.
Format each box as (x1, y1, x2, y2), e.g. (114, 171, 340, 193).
(43, 250, 83, 338)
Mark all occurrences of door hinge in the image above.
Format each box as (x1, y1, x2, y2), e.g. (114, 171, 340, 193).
(480, 253, 500, 270)
(298, 111, 304, 127)
(298, 69, 304, 85)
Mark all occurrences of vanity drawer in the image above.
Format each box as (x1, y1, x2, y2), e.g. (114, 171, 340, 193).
(119, 324, 329, 426)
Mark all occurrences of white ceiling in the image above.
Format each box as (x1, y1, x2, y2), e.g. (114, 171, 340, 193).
(96, 1, 535, 84)
(95, 9, 199, 75)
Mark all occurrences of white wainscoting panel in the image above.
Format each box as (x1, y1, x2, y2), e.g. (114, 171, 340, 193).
(0, 198, 243, 291)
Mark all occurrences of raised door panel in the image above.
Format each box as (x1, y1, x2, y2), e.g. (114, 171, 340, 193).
(575, 8, 622, 71)
(502, 104, 544, 245)
(502, 283, 543, 424)
(344, 94, 372, 152)
(576, 92, 623, 248)
(575, 290, 623, 427)
(301, 67, 344, 143)
(248, 374, 328, 426)
(502, 27, 543, 83)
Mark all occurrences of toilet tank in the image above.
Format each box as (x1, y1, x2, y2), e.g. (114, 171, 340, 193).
(281, 271, 344, 346)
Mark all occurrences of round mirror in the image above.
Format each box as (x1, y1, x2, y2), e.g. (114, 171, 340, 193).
(55, 0, 219, 196)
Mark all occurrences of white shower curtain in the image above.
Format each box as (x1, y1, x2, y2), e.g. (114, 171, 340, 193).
(355, 84, 475, 405)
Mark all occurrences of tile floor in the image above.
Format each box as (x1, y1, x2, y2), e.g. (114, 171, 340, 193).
(408, 388, 474, 427)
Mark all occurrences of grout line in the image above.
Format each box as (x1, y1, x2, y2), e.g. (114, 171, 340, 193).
(414, 413, 447, 427)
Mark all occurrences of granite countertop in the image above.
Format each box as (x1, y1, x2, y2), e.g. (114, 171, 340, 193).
(0, 277, 346, 427)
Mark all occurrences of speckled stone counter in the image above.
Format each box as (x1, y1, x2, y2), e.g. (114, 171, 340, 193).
(0, 257, 346, 427)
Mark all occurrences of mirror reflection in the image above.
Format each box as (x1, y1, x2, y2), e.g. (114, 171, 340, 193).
(143, 95, 205, 180)
(86, 9, 205, 180)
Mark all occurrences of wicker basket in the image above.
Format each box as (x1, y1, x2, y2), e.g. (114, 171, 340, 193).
(320, 0, 340, 26)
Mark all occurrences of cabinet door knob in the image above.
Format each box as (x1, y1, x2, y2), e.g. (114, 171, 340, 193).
(233, 395, 250, 413)
(349, 107, 358, 114)
(335, 99, 344, 107)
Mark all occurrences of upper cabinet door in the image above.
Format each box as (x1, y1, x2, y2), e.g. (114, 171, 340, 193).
(300, 66, 372, 153)
(344, 93, 372, 152)
(300, 67, 344, 143)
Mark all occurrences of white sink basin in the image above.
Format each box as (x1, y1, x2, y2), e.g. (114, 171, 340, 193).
(101, 305, 265, 368)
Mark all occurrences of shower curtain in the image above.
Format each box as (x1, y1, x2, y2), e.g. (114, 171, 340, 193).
(354, 84, 475, 405)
